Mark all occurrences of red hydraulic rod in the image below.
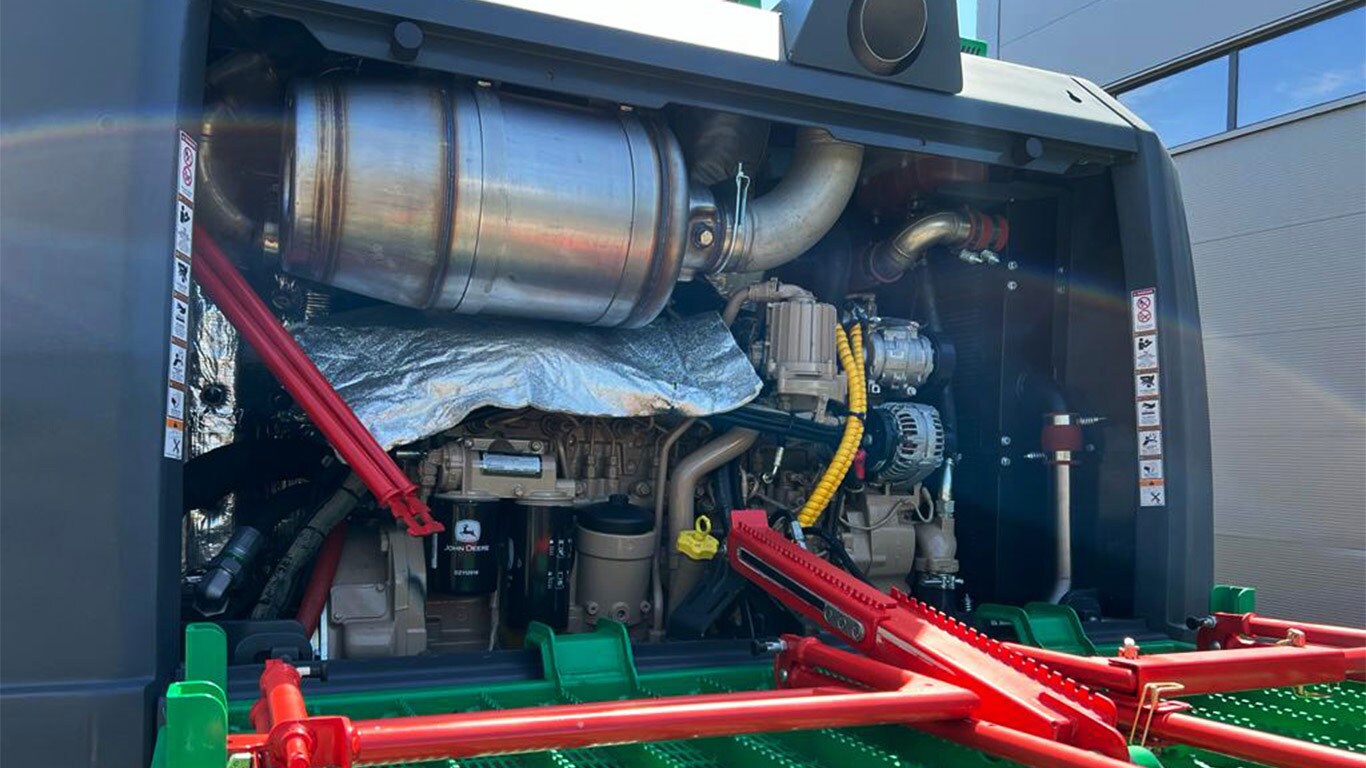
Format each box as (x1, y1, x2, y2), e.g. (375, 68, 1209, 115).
(917, 720, 1138, 768)
(295, 523, 346, 638)
(193, 228, 440, 536)
(1128, 708, 1366, 768)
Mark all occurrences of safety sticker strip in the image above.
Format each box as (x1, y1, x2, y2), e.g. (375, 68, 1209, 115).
(1131, 287, 1164, 507)
(164, 130, 196, 460)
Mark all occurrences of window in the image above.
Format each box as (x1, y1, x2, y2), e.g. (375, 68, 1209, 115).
(1237, 6, 1366, 127)
(1118, 56, 1231, 148)
(1115, 5, 1366, 149)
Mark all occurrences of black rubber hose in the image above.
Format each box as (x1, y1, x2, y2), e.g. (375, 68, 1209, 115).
(708, 404, 843, 446)
(917, 265, 960, 457)
(183, 438, 332, 512)
(251, 474, 367, 620)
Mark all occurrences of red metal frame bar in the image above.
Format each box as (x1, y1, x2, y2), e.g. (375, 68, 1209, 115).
(1212, 612, 1366, 649)
(1199, 611, 1366, 678)
(193, 228, 440, 536)
(1005, 642, 1353, 696)
(916, 720, 1137, 768)
(232, 658, 980, 768)
(1115, 699, 1366, 768)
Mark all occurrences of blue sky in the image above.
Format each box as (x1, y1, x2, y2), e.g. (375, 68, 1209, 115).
(958, 0, 977, 38)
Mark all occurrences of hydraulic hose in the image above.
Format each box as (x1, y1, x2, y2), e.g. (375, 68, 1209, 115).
(252, 473, 367, 619)
(796, 322, 866, 527)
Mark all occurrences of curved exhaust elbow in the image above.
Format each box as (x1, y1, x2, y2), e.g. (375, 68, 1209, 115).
(863, 209, 1008, 284)
(710, 128, 864, 275)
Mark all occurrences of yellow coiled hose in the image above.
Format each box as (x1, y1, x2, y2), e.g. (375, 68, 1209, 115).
(796, 322, 866, 528)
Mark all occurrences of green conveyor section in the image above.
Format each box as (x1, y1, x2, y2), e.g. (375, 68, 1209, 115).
(155, 588, 1365, 768)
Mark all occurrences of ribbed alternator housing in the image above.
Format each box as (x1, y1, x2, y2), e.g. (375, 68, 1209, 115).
(869, 401, 944, 485)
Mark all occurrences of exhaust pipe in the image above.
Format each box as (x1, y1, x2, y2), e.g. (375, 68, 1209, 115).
(204, 78, 868, 326)
(689, 128, 865, 276)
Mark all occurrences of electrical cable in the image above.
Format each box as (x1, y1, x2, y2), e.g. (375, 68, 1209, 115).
(795, 322, 865, 527)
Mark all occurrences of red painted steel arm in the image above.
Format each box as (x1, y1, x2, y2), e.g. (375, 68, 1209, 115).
(1236, 613, 1366, 649)
(725, 509, 1130, 761)
(1116, 699, 1366, 768)
(1006, 642, 1353, 696)
(193, 228, 440, 536)
(350, 683, 976, 763)
(917, 720, 1138, 768)
(231, 658, 980, 767)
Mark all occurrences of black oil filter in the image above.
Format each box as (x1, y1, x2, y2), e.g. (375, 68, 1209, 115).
(503, 494, 576, 631)
(429, 493, 502, 595)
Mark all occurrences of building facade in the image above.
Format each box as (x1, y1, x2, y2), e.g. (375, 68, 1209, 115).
(975, 0, 1366, 624)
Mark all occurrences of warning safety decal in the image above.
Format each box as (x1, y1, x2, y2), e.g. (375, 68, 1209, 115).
(1131, 288, 1164, 507)
(164, 130, 197, 461)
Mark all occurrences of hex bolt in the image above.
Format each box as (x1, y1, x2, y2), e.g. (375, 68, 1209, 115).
(1000, 456, 1012, 466)
(1006, 260, 1019, 271)
(692, 223, 716, 249)
(1006, 280, 1019, 291)
(999, 436, 1012, 446)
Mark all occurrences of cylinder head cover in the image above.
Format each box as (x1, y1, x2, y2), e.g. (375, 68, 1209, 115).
(282, 81, 690, 327)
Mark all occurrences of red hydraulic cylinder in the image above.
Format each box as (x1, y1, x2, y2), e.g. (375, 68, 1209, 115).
(193, 227, 440, 536)
(348, 684, 979, 764)
(1130, 707, 1366, 768)
(252, 661, 313, 768)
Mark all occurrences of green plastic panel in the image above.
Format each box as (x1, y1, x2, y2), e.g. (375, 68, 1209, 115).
(1209, 585, 1257, 615)
(157, 620, 1366, 768)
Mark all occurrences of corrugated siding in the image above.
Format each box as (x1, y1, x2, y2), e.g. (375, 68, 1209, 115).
(988, 0, 1312, 85)
(1176, 103, 1366, 625)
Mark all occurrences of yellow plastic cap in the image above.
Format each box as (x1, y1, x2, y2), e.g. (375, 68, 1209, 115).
(675, 515, 719, 560)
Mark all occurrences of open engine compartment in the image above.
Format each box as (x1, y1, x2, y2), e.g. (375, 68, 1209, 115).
(0, 3, 1219, 765)
(178, 4, 1201, 670)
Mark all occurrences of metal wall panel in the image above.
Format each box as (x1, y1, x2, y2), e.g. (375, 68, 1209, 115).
(0, 0, 208, 764)
(1179, 104, 1366, 623)
(988, 0, 1314, 85)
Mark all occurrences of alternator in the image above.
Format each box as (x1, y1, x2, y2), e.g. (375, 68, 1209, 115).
(866, 401, 945, 485)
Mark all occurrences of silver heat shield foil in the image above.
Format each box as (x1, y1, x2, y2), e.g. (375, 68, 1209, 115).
(185, 283, 242, 569)
(188, 283, 241, 457)
(292, 309, 762, 450)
